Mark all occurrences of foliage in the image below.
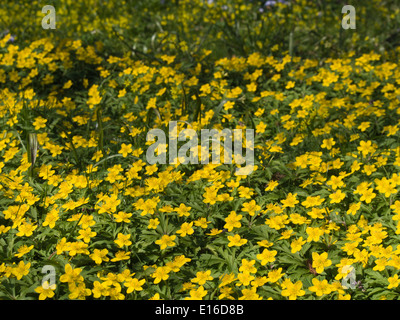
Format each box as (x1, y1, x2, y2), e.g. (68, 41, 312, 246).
(1, 0, 400, 300)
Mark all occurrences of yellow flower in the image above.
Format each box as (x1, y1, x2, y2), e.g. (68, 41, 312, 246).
(290, 237, 306, 253)
(312, 252, 332, 273)
(175, 203, 191, 217)
(33, 116, 47, 130)
(160, 54, 175, 64)
(239, 259, 257, 274)
(219, 286, 235, 300)
(124, 278, 146, 293)
(176, 222, 194, 237)
(347, 202, 361, 216)
(285, 81, 295, 89)
(236, 272, 255, 286)
(251, 276, 268, 288)
(148, 218, 160, 229)
(241, 200, 261, 216)
(91, 281, 110, 298)
(224, 211, 242, 232)
(223, 101, 235, 111)
(302, 195, 324, 208)
(35, 281, 56, 300)
(267, 268, 284, 283)
(281, 280, 305, 300)
(12, 261, 31, 280)
(265, 180, 278, 191)
(359, 188, 376, 204)
(113, 211, 132, 223)
(388, 274, 400, 289)
(92, 150, 103, 162)
(194, 217, 211, 229)
(357, 140, 376, 157)
(362, 164, 376, 176)
(257, 249, 277, 265)
(191, 270, 213, 285)
(239, 288, 262, 300)
(256, 121, 267, 134)
(373, 257, 389, 271)
(185, 285, 208, 300)
(151, 266, 171, 284)
(111, 251, 131, 262)
(87, 84, 102, 107)
(219, 273, 236, 288)
(358, 121, 370, 132)
(203, 188, 218, 205)
(321, 138, 335, 150)
(308, 278, 332, 296)
(77, 227, 97, 243)
(90, 248, 109, 265)
(60, 264, 83, 283)
(78, 214, 95, 229)
(155, 234, 176, 250)
(14, 245, 34, 258)
(119, 143, 132, 157)
(114, 233, 132, 248)
(149, 293, 162, 300)
(306, 227, 324, 242)
(145, 164, 158, 175)
(375, 177, 397, 198)
(206, 228, 223, 236)
(16, 221, 37, 237)
(227, 234, 248, 247)
(43, 210, 59, 229)
(68, 281, 92, 300)
(281, 193, 299, 208)
(118, 88, 127, 98)
(329, 190, 346, 204)
(246, 82, 257, 92)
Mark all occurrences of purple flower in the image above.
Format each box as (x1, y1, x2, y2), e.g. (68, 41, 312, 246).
(1, 29, 15, 43)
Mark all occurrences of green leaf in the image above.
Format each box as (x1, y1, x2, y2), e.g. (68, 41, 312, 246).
(207, 98, 227, 129)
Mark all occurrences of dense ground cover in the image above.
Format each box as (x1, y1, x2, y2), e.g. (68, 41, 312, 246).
(1, 0, 400, 300)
